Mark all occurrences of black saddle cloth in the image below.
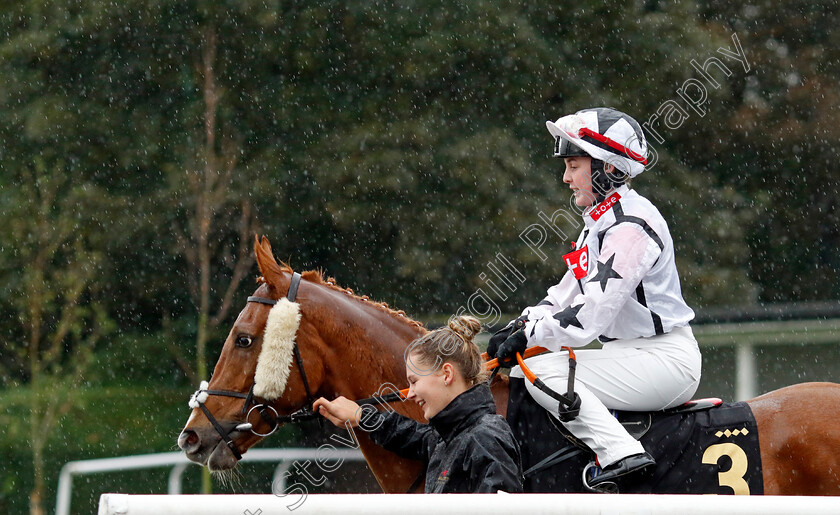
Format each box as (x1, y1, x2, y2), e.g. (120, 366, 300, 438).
(506, 377, 764, 494)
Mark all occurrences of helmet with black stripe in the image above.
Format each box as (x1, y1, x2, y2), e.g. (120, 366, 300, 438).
(546, 107, 648, 202)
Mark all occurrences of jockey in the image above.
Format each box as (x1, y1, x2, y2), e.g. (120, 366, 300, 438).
(488, 107, 701, 489)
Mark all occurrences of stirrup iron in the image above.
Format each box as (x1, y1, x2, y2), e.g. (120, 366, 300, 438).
(582, 461, 619, 494)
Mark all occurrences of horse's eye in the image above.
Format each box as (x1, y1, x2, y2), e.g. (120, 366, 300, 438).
(235, 335, 253, 348)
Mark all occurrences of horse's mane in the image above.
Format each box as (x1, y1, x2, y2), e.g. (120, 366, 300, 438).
(258, 263, 424, 329)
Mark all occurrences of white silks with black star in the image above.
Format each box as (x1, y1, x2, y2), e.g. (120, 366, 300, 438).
(520, 185, 694, 351)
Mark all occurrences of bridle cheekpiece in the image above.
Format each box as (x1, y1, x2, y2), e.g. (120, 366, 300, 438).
(187, 272, 319, 460)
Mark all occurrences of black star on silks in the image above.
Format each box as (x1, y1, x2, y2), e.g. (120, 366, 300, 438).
(588, 254, 623, 292)
(553, 303, 584, 330)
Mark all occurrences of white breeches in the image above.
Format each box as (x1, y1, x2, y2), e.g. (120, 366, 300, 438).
(510, 325, 701, 467)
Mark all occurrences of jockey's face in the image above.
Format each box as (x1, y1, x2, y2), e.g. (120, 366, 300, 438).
(563, 156, 596, 207)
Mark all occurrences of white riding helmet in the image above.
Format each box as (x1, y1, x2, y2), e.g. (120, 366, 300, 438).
(546, 107, 648, 178)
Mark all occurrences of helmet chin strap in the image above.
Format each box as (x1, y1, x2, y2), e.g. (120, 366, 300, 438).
(590, 159, 625, 204)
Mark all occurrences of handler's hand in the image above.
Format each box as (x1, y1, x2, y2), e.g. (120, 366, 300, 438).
(313, 396, 362, 428)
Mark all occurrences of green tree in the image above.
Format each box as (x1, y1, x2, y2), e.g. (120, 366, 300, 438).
(0, 161, 114, 515)
(696, 0, 840, 303)
(2, 2, 839, 508)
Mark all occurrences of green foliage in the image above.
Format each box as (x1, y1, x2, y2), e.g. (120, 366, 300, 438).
(0, 385, 305, 514)
(1, 0, 840, 510)
(2, 0, 794, 322)
(696, 1, 840, 301)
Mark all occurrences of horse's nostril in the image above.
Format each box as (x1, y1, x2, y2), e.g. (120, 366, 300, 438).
(178, 430, 200, 451)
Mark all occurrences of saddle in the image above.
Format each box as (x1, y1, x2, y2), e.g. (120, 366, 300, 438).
(547, 397, 724, 453)
(506, 377, 763, 494)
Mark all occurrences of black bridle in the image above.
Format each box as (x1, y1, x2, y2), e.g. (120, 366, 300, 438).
(246, 272, 319, 416)
(189, 271, 410, 461)
(189, 272, 320, 460)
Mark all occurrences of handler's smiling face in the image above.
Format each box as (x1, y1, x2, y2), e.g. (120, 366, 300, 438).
(405, 353, 450, 420)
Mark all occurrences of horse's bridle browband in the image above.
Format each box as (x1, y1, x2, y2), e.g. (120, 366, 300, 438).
(190, 272, 321, 461)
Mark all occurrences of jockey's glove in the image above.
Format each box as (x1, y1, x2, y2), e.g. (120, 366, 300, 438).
(496, 328, 528, 368)
(487, 315, 527, 358)
(487, 325, 513, 358)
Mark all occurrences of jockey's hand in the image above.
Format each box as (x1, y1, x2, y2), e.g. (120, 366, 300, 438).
(487, 316, 527, 358)
(496, 330, 528, 368)
(487, 324, 514, 358)
(313, 396, 362, 428)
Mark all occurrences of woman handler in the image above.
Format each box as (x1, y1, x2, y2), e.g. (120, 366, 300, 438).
(489, 107, 701, 490)
(314, 315, 523, 493)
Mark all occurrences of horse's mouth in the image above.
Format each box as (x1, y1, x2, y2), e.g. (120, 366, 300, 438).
(206, 439, 241, 471)
(182, 436, 242, 471)
(180, 426, 245, 471)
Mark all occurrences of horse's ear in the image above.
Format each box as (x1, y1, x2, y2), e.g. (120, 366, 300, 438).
(254, 235, 284, 289)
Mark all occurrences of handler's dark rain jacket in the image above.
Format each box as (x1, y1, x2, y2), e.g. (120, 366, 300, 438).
(364, 383, 524, 493)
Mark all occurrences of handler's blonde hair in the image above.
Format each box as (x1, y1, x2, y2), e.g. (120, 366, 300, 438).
(405, 315, 488, 386)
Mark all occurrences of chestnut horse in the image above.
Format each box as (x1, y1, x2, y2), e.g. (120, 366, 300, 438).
(179, 236, 840, 495)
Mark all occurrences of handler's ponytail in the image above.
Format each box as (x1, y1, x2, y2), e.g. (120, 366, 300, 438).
(406, 315, 489, 386)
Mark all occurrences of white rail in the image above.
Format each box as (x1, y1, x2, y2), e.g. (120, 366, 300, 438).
(57, 448, 364, 515)
(692, 317, 840, 400)
(98, 493, 840, 515)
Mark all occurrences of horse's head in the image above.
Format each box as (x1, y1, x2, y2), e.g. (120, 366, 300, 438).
(178, 236, 327, 471)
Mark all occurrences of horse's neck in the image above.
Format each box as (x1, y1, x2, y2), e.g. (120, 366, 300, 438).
(310, 292, 424, 400)
(307, 289, 427, 492)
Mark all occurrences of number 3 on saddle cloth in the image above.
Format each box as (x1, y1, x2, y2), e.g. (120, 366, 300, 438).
(506, 377, 764, 494)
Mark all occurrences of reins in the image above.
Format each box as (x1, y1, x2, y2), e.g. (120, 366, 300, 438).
(516, 347, 581, 422)
(190, 273, 581, 464)
(270, 345, 584, 425)
(296, 345, 583, 423)
(483, 346, 582, 422)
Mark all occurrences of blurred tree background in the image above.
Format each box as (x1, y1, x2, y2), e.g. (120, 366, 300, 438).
(1, 1, 839, 513)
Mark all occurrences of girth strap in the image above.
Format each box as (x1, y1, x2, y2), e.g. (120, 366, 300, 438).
(523, 444, 583, 478)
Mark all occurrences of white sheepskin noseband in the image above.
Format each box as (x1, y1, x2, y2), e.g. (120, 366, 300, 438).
(253, 298, 301, 399)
